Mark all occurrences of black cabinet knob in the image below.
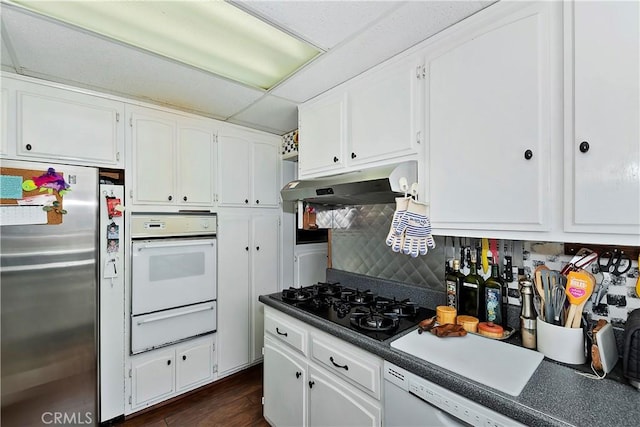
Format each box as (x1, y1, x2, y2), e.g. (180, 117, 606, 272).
(256, 200, 260, 204)
(167, 360, 171, 366)
(308, 381, 315, 389)
(244, 199, 249, 204)
(524, 149, 533, 160)
(25, 144, 32, 151)
(183, 196, 188, 201)
(333, 156, 339, 163)
(351, 152, 357, 159)
(245, 246, 249, 251)
(296, 371, 301, 379)
(168, 195, 173, 201)
(182, 355, 187, 361)
(256, 246, 260, 251)
(579, 141, 590, 153)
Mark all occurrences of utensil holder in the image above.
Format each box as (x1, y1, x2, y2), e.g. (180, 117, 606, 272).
(537, 318, 586, 365)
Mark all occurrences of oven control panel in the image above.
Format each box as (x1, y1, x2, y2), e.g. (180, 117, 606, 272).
(131, 213, 217, 238)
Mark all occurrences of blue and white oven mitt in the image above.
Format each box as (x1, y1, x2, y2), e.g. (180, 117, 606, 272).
(385, 197, 410, 253)
(395, 199, 436, 257)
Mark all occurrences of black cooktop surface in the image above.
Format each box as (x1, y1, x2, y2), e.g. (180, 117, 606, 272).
(270, 282, 435, 341)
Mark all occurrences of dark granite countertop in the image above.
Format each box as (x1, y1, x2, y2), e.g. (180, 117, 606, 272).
(260, 288, 640, 427)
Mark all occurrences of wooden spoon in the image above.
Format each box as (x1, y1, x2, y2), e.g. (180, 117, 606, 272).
(564, 271, 595, 328)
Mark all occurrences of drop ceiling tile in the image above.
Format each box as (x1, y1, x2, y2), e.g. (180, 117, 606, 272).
(227, 95, 298, 135)
(236, 0, 403, 50)
(1, 7, 264, 120)
(273, 1, 493, 103)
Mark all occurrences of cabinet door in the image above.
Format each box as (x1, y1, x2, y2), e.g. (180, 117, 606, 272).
(251, 214, 280, 362)
(177, 121, 216, 206)
(295, 248, 328, 287)
(566, 1, 640, 235)
(349, 55, 422, 164)
(14, 83, 124, 167)
(308, 366, 381, 427)
(218, 136, 251, 206)
(1, 87, 9, 157)
(252, 142, 280, 207)
(176, 339, 214, 391)
(131, 108, 176, 205)
(217, 215, 251, 375)
(131, 349, 175, 408)
(298, 94, 346, 176)
(263, 337, 306, 427)
(429, 3, 553, 231)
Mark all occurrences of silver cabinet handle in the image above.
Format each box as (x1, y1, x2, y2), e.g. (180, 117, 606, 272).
(136, 240, 215, 250)
(136, 304, 214, 325)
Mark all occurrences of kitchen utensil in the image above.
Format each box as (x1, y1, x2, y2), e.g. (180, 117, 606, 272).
(540, 269, 554, 323)
(551, 279, 566, 326)
(533, 295, 542, 318)
(598, 249, 632, 276)
(636, 254, 640, 298)
(533, 265, 549, 319)
(481, 238, 489, 274)
(560, 248, 598, 275)
(564, 271, 595, 328)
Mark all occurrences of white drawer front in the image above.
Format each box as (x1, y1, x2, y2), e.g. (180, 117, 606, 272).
(311, 336, 381, 399)
(264, 311, 306, 355)
(131, 302, 216, 354)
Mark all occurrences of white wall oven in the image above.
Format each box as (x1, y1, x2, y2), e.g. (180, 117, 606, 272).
(130, 213, 217, 354)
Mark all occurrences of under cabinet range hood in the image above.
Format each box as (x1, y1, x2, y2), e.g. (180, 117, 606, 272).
(281, 161, 417, 206)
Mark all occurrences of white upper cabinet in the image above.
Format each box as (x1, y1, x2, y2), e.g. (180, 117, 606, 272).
(348, 55, 423, 165)
(564, 0, 640, 237)
(217, 131, 280, 208)
(298, 54, 423, 178)
(428, 2, 556, 232)
(298, 94, 347, 175)
(128, 105, 216, 209)
(1, 88, 8, 157)
(4, 76, 125, 168)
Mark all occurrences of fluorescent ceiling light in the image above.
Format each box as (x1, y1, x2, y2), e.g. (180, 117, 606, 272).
(10, 0, 321, 90)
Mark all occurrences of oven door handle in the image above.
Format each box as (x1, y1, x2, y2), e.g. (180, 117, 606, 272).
(136, 240, 215, 251)
(136, 304, 215, 325)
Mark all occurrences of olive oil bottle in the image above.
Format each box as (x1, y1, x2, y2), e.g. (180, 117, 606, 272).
(484, 263, 505, 326)
(445, 259, 465, 309)
(459, 252, 485, 320)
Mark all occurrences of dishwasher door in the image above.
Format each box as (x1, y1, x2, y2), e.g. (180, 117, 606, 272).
(384, 379, 465, 427)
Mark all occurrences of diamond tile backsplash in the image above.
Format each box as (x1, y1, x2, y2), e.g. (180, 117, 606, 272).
(330, 202, 640, 326)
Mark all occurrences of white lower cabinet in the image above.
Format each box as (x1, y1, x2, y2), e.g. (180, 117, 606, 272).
(128, 335, 216, 413)
(263, 307, 382, 427)
(308, 366, 381, 427)
(263, 336, 307, 427)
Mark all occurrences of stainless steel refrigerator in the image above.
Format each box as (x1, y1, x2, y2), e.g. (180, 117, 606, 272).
(1, 159, 98, 426)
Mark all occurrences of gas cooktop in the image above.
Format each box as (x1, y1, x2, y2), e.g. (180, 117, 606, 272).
(270, 282, 435, 341)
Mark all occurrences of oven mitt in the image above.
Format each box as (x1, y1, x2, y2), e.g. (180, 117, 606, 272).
(395, 199, 435, 257)
(385, 197, 410, 253)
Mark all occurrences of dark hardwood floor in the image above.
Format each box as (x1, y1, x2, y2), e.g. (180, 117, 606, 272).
(117, 364, 269, 427)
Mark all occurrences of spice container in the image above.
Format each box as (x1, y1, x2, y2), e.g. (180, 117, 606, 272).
(519, 279, 537, 349)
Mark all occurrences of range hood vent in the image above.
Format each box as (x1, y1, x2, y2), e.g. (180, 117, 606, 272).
(281, 161, 418, 206)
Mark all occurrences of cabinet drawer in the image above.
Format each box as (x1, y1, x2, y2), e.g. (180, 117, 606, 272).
(264, 310, 307, 355)
(310, 336, 381, 399)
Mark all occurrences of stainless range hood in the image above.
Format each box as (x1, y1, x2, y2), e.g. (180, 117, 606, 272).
(281, 161, 417, 206)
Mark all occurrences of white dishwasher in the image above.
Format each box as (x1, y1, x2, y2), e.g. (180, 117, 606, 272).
(384, 362, 524, 427)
